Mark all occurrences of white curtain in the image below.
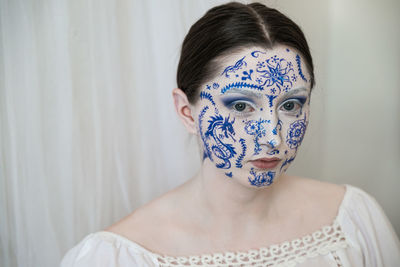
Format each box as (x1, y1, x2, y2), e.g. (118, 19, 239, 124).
(1, 0, 399, 266)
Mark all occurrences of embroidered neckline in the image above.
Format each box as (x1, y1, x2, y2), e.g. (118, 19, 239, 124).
(154, 219, 348, 267)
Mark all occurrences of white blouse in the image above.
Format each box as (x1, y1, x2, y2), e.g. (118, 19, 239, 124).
(60, 184, 400, 267)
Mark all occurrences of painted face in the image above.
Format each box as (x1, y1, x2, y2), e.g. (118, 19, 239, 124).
(194, 46, 311, 188)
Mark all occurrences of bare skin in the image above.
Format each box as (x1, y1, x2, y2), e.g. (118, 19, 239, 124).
(106, 170, 345, 256)
(107, 70, 346, 256)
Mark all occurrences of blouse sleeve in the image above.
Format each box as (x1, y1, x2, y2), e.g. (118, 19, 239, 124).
(340, 185, 400, 267)
(60, 232, 159, 267)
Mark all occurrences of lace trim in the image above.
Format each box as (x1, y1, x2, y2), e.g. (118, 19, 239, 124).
(155, 220, 348, 267)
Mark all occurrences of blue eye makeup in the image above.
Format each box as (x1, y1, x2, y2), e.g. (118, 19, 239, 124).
(231, 101, 255, 113)
(220, 96, 254, 106)
(278, 96, 307, 113)
(220, 96, 256, 114)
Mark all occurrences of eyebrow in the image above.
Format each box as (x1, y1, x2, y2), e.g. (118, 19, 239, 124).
(221, 87, 308, 98)
(281, 87, 308, 97)
(221, 87, 263, 98)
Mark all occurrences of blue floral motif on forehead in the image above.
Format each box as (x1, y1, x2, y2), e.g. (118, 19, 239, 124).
(221, 56, 247, 78)
(296, 54, 308, 82)
(251, 50, 267, 58)
(241, 69, 253, 81)
(248, 168, 275, 187)
(256, 55, 294, 90)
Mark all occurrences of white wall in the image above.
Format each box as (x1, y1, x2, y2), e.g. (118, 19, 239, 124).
(275, 0, 400, 236)
(324, 0, 400, 234)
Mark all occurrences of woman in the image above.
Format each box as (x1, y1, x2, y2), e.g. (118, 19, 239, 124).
(61, 2, 400, 266)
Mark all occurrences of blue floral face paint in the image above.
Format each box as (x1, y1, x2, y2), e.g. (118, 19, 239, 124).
(194, 46, 311, 188)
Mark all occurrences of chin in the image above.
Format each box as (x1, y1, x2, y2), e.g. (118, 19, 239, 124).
(228, 168, 282, 189)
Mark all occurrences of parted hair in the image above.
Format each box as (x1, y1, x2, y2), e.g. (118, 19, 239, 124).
(177, 2, 315, 104)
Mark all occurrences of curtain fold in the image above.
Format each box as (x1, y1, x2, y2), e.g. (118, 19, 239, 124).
(1, 0, 399, 266)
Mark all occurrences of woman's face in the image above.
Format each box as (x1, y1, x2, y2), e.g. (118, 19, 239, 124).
(193, 45, 312, 188)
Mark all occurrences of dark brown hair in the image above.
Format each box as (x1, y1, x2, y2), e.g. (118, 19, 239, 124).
(177, 2, 315, 104)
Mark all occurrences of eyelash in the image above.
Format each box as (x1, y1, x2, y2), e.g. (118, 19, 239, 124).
(222, 96, 306, 117)
(278, 98, 306, 115)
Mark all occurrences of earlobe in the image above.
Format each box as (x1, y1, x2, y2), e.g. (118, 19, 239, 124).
(172, 88, 197, 135)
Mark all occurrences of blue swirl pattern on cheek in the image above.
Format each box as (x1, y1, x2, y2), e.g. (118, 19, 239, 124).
(235, 138, 247, 168)
(248, 168, 275, 187)
(205, 115, 237, 169)
(286, 117, 307, 149)
(199, 106, 212, 160)
(280, 155, 296, 171)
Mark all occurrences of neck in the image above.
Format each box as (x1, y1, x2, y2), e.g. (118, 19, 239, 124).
(187, 160, 288, 232)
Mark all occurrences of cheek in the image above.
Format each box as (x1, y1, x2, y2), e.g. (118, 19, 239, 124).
(282, 112, 309, 151)
(197, 105, 212, 159)
(198, 106, 240, 169)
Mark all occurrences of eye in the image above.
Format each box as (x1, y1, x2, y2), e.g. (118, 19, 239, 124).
(220, 95, 257, 116)
(279, 98, 306, 114)
(282, 101, 295, 111)
(234, 102, 246, 111)
(232, 101, 255, 113)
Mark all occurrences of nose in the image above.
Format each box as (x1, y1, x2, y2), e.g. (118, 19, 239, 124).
(245, 116, 282, 155)
(261, 118, 282, 150)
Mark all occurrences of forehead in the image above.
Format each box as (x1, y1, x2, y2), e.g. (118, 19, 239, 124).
(210, 45, 311, 94)
(220, 46, 298, 66)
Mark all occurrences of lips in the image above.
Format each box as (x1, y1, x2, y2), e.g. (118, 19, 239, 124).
(250, 157, 281, 169)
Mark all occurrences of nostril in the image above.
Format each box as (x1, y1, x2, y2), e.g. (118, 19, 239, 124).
(267, 140, 277, 148)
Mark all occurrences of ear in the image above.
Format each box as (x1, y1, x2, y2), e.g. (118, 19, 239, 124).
(172, 88, 197, 135)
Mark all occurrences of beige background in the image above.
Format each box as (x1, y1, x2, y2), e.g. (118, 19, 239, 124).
(279, 0, 400, 237)
(0, 0, 399, 266)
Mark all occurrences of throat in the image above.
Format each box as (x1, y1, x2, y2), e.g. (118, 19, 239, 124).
(186, 164, 288, 233)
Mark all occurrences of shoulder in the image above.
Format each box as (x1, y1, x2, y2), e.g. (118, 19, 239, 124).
(60, 232, 158, 267)
(337, 183, 392, 225)
(287, 176, 346, 213)
(281, 176, 346, 230)
(105, 189, 185, 254)
(336, 184, 400, 265)
(292, 176, 346, 201)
